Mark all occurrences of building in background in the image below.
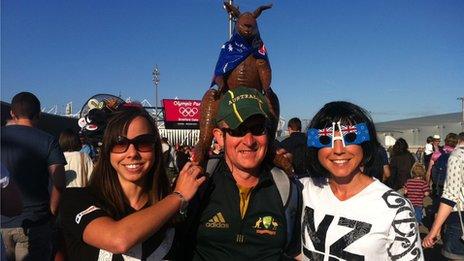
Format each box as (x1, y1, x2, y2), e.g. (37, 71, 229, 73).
(375, 112, 462, 149)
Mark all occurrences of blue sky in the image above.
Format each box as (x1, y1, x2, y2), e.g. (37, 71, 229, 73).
(2, 0, 463, 122)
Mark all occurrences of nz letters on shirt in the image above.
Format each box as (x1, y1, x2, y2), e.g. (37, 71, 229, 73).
(300, 178, 424, 261)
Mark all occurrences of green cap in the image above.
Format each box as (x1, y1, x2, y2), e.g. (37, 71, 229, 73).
(215, 87, 271, 129)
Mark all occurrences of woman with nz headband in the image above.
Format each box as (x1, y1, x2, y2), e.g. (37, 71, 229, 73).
(59, 106, 205, 260)
(299, 101, 424, 260)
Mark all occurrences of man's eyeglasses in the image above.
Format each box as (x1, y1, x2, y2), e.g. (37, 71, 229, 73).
(307, 121, 370, 148)
(111, 134, 156, 153)
(221, 124, 267, 137)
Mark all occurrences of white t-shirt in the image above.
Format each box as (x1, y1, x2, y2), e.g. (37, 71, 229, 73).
(300, 177, 424, 261)
(424, 143, 433, 155)
(64, 151, 94, 187)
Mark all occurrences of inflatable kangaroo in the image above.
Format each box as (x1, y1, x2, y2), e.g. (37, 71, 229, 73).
(194, 2, 292, 175)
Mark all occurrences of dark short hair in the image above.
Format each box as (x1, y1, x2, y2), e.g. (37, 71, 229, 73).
(307, 101, 380, 178)
(445, 133, 458, 147)
(426, 136, 433, 143)
(59, 129, 82, 152)
(287, 117, 302, 131)
(11, 92, 41, 120)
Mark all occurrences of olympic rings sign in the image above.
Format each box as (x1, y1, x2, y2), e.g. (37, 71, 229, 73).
(178, 107, 198, 117)
(162, 99, 201, 126)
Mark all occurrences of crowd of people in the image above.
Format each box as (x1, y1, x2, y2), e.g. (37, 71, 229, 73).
(1, 91, 463, 260)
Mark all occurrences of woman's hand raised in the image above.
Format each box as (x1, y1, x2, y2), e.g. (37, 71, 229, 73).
(173, 161, 206, 201)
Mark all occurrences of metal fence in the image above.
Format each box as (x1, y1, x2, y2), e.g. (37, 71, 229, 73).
(158, 128, 200, 146)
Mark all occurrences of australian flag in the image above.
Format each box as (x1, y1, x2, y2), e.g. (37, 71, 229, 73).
(211, 32, 269, 86)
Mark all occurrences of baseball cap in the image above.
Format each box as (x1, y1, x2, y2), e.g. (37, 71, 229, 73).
(215, 87, 271, 129)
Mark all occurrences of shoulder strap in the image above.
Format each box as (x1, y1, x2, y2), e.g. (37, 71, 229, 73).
(174, 159, 219, 260)
(271, 167, 301, 253)
(271, 167, 290, 206)
(205, 158, 221, 178)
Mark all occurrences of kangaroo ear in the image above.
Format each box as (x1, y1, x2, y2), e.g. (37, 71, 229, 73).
(224, 2, 240, 18)
(253, 4, 272, 18)
(213, 128, 225, 147)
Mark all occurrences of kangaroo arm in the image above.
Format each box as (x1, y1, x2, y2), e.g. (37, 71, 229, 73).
(213, 75, 226, 94)
(256, 59, 271, 92)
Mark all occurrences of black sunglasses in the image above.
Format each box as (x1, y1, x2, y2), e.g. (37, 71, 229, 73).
(221, 123, 267, 137)
(111, 134, 156, 153)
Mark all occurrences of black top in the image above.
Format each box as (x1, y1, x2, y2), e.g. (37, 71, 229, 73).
(390, 152, 416, 190)
(59, 187, 174, 261)
(1, 125, 66, 227)
(280, 132, 309, 177)
(365, 146, 389, 180)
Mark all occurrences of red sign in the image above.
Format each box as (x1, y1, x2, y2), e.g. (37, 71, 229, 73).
(162, 99, 201, 129)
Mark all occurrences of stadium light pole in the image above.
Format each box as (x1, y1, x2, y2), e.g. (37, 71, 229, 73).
(225, 0, 234, 39)
(152, 65, 160, 123)
(458, 96, 464, 130)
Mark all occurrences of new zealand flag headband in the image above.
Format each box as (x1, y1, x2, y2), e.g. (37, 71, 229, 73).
(307, 121, 370, 148)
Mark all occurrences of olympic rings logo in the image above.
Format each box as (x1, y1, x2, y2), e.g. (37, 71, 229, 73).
(178, 107, 198, 117)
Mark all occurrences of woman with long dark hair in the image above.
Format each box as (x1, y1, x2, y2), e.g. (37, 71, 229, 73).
(59, 106, 205, 260)
(389, 138, 416, 191)
(300, 101, 423, 260)
(59, 128, 94, 188)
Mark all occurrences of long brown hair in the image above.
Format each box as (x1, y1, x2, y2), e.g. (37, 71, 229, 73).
(89, 107, 170, 219)
(59, 128, 82, 152)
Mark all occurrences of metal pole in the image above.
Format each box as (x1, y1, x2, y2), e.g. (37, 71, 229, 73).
(458, 97, 464, 130)
(152, 65, 160, 123)
(227, 0, 233, 39)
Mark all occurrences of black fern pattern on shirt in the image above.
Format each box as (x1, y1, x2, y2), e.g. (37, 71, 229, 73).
(382, 190, 422, 261)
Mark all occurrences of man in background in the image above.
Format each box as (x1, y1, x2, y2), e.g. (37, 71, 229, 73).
(210, 139, 223, 158)
(1, 92, 66, 260)
(366, 142, 391, 183)
(161, 137, 178, 183)
(279, 117, 309, 178)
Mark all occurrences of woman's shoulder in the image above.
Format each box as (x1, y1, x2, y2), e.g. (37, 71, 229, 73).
(367, 179, 395, 192)
(63, 187, 95, 203)
(369, 180, 413, 210)
(60, 187, 107, 221)
(300, 177, 328, 190)
(450, 146, 464, 158)
(64, 151, 81, 159)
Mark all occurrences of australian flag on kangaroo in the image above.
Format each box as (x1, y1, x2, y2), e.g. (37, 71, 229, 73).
(212, 32, 269, 86)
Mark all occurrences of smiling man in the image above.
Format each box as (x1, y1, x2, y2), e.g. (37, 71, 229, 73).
(174, 87, 301, 260)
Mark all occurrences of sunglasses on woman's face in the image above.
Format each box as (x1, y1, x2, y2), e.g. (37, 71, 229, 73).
(307, 121, 370, 148)
(111, 134, 156, 153)
(221, 123, 267, 137)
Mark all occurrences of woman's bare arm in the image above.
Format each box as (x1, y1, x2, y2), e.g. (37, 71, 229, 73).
(83, 162, 205, 253)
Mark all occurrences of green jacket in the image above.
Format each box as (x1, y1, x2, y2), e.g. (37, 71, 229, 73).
(174, 159, 301, 260)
